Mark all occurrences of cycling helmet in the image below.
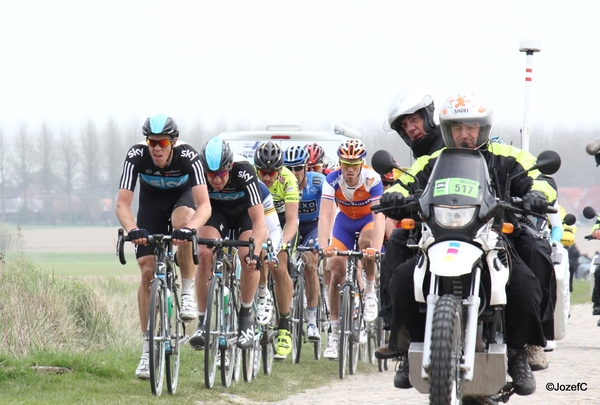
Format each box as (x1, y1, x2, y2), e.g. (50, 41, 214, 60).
(382, 171, 395, 184)
(199, 136, 234, 171)
(337, 139, 367, 160)
(142, 114, 179, 138)
(283, 145, 309, 166)
(385, 86, 439, 145)
(305, 142, 326, 165)
(439, 93, 493, 149)
(254, 141, 283, 170)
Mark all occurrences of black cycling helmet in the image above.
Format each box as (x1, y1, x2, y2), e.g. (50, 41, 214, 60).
(142, 114, 179, 138)
(254, 141, 283, 171)
(200, 137, 234, 171)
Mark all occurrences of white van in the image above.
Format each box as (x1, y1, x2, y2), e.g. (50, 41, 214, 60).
(217, 124, 361, 166)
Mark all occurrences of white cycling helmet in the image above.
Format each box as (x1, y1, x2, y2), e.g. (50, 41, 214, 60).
(384, 86, 439, 145)
(439, 93, 493, 149)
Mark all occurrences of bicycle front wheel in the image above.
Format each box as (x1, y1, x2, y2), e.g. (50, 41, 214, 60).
(221, 278, 238, 387)
(166, 284, 182, 394)
(338, 285, 352, 379)
(204, 276, 221, 389)
(291, 275, 305, 364)
(149, 279, 166, 395)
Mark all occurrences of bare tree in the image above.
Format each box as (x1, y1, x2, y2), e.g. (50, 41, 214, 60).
(12, 124, 36, 223)
(103, 118, 123, 212)
(79, 119, 102, 224)
(0, 129, 6, 221)
(60, 126, 80, 224)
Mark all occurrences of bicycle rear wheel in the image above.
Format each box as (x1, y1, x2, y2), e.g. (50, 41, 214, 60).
(204, 276, 221, 389)
(149, 279, 166, 395)
(338, 285, 352, 379)
(314, 277, 329, 360)
(166, 284, 182, 394)
(261, 282, 278, 375)
(291, 275, 305, 364)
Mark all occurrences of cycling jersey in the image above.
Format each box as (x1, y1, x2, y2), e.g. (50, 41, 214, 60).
(119, 141, 205, 193)
(322, 164, 383, 219)
(266, 166, 300, 226)
(299, 171, 326, 223)
(259, 181, 283, 253)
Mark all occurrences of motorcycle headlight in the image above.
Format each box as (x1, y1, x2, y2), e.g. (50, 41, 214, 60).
(433, 205, 477, 228)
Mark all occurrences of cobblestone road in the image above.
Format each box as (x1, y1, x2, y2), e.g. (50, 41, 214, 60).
(267, 303, 599, 405)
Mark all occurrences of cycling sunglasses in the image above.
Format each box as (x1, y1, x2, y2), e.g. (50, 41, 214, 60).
(146, 139, 172, 148)
(286, 165, 305, 172)
(206, 169, 230, 179)
(258, 169, 279, 177)
(339, 159, 363, 168)
(307, 164, 323, 172)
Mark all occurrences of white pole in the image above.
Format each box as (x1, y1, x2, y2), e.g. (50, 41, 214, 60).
(519, 40, 541, 153)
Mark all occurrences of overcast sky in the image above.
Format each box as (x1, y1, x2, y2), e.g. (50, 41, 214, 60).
(1, 1, 599, 136)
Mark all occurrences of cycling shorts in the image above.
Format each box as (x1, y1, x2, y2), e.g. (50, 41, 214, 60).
(299, 219, 318, 248)
(205, 204, 253, 239)
(136, 187, 195, 258)
(331, 212, 373, 251)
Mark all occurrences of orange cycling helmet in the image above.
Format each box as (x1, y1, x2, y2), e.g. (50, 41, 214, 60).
(337, 139, 367, 160)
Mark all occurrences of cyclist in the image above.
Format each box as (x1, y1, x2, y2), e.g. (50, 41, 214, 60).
(190, 136, 267, 350)
(116, 114, 211, 379)
(283, 145, 326, 341)
(317, 139, 386, 359)
(305, 142, 332, 305)
(254, 141, 299, 360)
(254, 180, 283, 327)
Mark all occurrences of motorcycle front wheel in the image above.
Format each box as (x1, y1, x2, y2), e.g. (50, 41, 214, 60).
(429, 294, 464, 405)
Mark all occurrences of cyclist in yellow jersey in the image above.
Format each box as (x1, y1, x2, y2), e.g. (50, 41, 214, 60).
(254, 141, 299, 360)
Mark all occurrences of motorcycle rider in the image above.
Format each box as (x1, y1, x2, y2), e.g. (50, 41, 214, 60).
(376, 87, 445, 372)
(379, 93, 557, 396)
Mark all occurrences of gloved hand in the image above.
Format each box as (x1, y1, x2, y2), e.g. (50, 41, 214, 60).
(172, 227, 193, 241)
(128, 227, 148, 241)
(380, 192, 405, 208)
(522, 190, 548, 214)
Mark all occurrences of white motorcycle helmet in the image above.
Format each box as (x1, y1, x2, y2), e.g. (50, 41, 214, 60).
(439, 93, 493, 149)
(384, 86, 439, 145)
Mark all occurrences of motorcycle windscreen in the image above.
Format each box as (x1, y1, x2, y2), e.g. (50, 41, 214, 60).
(419, 148, 496, 221)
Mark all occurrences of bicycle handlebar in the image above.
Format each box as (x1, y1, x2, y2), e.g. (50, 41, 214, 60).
(116, 228, 199, 266)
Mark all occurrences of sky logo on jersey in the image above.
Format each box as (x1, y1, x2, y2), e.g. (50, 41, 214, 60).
(444, 242, 461, 262)
(238, 170, 254, 182)
(141, 174, 188, 189)
(128, 147, 144, 159)
(209, 191, 246, 201)
(181, 149, 198, 160)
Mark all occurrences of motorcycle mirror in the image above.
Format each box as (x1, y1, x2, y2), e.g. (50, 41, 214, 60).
(371, 150, 399, 175)
(530, 150, 561, 175)
(583, 206, 597, 220)
(563, 213, 577, 226)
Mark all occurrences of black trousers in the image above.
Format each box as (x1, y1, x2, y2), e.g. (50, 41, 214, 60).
(380, 228, 417, 330)
(593, 269, 600, 308)
(389, 252, 546, 350)
(511, 227, 556, 340)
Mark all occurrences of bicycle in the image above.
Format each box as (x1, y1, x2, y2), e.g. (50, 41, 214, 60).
(197, 236, 255, 389)
(259, 239, 280, 375)
(117, 228, 197, 396)
(334, 232, 380, 379)
(287, 242, 307, 364)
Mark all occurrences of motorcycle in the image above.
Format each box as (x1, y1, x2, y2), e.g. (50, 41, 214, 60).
(371, 147, 561, 405)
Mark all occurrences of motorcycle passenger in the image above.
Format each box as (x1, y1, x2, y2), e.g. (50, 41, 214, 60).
(376, 87, 446, 371)
(283, 145, 326, 341)
(379, 93, 557, 396)
(254, 141, 299, 360)
(115, 115, 212, 379)
(318, 139, 386, 359)
(190, 137, 267, 350)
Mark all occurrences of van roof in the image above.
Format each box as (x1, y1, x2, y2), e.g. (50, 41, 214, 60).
(217, 124, 362, 164)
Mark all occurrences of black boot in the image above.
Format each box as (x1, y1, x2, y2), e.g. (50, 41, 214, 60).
(508, 347, 536, 395)
(393, 353, 412, 389)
